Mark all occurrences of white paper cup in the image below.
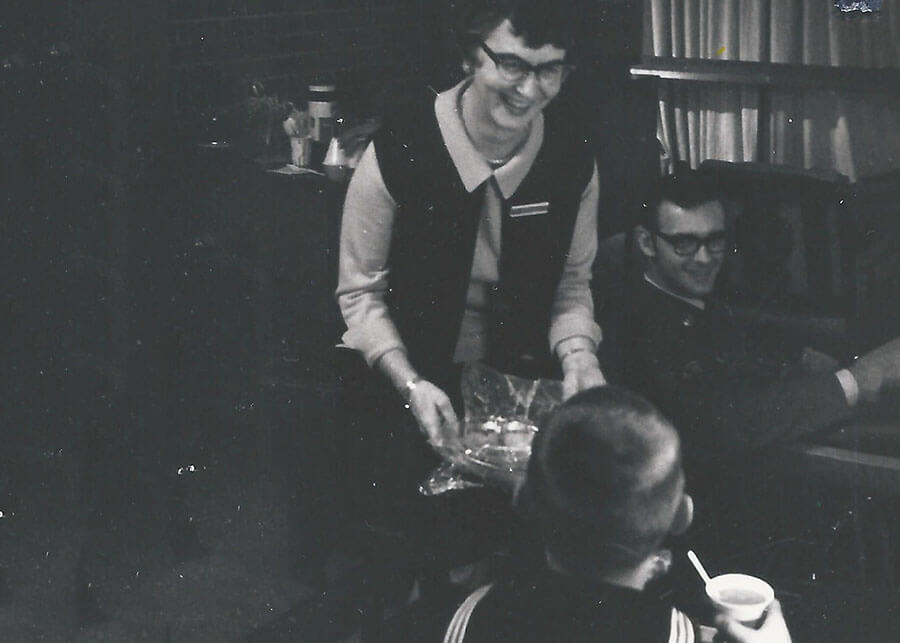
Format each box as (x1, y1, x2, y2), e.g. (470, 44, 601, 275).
(289, 136, 311, 167)
(705, 573, 774, 625)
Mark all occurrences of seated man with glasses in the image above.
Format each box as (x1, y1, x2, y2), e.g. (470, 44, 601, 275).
(600, 171, 900, 492)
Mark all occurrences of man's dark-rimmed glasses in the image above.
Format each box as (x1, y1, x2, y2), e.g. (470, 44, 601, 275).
(653, 230, 730, 256)
(478, 40, 574, 88)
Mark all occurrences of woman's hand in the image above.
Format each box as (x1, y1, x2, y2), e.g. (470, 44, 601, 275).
(407, 380, 461, 448)
(714, 600, 792, 643)
(374, 349, 460, 447)
(561, 351, 607, 401)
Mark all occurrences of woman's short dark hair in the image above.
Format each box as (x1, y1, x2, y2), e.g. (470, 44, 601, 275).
(456, 0, 580, 66)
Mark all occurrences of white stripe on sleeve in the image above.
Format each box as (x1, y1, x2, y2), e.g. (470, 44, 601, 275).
(668, 607, 696, 643)
(443, 583, 495, 643)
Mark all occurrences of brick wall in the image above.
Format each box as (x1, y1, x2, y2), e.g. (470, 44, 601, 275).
(168, 1, 643, 120)
(169, 0, 448, 126)
(168, 0, 648, 181)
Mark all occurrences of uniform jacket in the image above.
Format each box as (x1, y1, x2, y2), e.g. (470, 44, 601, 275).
(445, 568, 696, 643)
(600, 277, 852, 476)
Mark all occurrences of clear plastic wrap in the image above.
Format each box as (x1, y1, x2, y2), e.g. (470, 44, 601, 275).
(419, 363, 563, 496)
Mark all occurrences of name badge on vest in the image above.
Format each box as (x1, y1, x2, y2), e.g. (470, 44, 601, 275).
(509, 201, 549, 218)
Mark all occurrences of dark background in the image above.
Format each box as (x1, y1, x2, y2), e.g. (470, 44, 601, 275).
(5, 3, 900, 640)
(1, 0, 651, 501)
(0, 1, 653, 638)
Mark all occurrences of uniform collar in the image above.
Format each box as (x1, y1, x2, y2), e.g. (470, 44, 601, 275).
(643, 273, 706, 311)
(434, 78, 544, 200)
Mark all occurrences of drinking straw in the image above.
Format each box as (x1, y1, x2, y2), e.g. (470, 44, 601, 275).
(687, 550, 712, 585)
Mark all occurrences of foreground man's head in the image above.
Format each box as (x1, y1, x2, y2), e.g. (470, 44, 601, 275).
(519, 386, 692, 586)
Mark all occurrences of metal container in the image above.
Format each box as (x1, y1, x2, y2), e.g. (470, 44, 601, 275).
(307, 84, 338, 143)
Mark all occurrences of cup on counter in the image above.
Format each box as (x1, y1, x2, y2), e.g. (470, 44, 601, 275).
(705, 573, 774, 626)
(289, 136, 312, 167)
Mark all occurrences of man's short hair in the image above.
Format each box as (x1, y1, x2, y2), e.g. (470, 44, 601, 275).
(639, 171, 724, 230)
(456, 0, 580, 65)
(518, 386, 684, 574)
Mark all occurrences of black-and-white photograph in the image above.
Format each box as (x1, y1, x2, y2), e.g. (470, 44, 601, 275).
(2, 0, 900, 640)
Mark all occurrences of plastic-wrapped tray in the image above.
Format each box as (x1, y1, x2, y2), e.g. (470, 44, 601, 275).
(457, 415, 538, 481)
(420, 364, 561, 496)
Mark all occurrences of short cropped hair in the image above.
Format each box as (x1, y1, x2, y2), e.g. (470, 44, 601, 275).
(640, 171, 724, 230)
(456, 0, 580, 66)
(519, 386, 684, 575)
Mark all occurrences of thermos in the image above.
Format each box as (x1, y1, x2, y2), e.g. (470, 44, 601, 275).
(307, 84, 338, 143)
(306, 84, 338, 168)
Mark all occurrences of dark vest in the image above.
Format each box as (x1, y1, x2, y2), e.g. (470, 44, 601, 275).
(373, 90, 594, 380)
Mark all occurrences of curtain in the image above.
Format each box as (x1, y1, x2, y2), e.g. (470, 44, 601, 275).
(649, 0, 765, 171)
(646, 0, 900, 181)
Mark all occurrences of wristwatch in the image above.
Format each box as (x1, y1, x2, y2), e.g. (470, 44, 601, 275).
(399, 376, 422, 404)
(558, 346, 590, 362)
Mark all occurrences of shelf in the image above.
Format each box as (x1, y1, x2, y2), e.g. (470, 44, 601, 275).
(630, 57, 900, 94)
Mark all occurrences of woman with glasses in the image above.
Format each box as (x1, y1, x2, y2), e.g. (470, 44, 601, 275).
(333, 0, 604, 591)
(337, 0, 603, 457)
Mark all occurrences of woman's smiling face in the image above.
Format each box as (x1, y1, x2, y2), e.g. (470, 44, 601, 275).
(467, 19, 567, 135)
